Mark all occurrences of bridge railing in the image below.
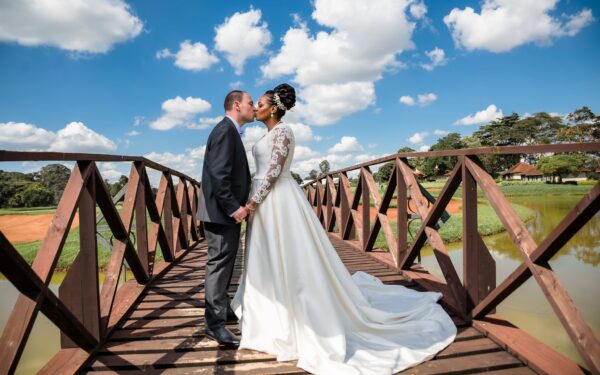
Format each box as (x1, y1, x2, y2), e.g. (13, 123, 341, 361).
(0, 151, 204, 374)
(301, 142, 600, 373)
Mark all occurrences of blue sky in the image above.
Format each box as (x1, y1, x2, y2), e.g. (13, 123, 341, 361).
(1, 0, 599, 181)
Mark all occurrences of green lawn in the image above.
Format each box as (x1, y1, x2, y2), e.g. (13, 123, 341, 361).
(0, 207, 57, 215)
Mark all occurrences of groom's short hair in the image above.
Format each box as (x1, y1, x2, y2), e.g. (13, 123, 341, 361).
(224, 90, 245, 111)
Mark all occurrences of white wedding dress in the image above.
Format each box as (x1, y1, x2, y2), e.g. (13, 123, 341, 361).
(231, 123, 456, 374)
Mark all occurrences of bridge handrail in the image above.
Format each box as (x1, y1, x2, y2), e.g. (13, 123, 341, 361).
(300, 142, 600, 373)
(0, 151, 204, 374)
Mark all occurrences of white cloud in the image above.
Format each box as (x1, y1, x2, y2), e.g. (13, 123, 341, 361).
(133, 116, 145, 127)
(444, 0, 594, 53)
(229, 81, 243, 89)
(421, 47, 448, 71)
(287, 122, 319, 144)
(150, 96, 212, 131)
(419, 145, 430, 152)
(300, 82, 375, 125)
(400, 95, 416, 106)
(433, 129, 449, 136)
(417, 93, 437, 106)
(97, 162, 130, 182)
(0, 0, 142, 54)
(329, 136, 364, 154)
(50, 122, 117, 153)
(144, 151, 200, 179)
(455, 104, 504, 125)
(0, 122, 56, 151)
(0, 121, 116, 153)
(409, 2, 428, 20)
(261, 0, 418, 125)
(189, 145, 206, 159)
(408, 131, 428, 145)
(215, 9, 271, 75)
(294, 145, 321, 160)
(126, 130, 141, 136)
(400, 93, 437, 106)
(186, 116, 222, 130)
(157, 41, 219, 72)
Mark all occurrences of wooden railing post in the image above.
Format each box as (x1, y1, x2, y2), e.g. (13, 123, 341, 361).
(135, 163, 150, 276)
(395, 160, 407, 268)
(462, 156, 495, 319)
(361, 168, 370, 251)
(59, 166, 101, 348)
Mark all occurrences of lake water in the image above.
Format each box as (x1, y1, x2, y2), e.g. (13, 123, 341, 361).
(1, 194, 598, 372)
(420, 194, 599, 368)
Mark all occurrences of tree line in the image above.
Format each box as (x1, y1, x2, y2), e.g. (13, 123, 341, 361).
(304, 106, 599, 183)
(0, 164, 129, 208)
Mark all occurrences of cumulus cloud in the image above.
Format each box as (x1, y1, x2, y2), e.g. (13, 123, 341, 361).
(400, 92, 437, 107)
(455, 104, 503, 125)
(157, 40, 219, 72)
(145, 151, 200, 179)
(261, 0, 418, 125)
(433, 129, 449, 136)
(150, 96, 212, 131)
(421, 47, 448, 71)
(444, 0, 594, 53)
(0, 121, 116, 153)
(408, 131, 428, 145)
(241, 125, 267, 150)
(419, 145, 430, 152)
(50, 122, 117, 153)
(409, 1, 428, 20)
(215, 9, 271, 74)
(295, 145, 321, 160)
(400, 96, 416, 106)
(189, 145, 206, 159)
(0, 0, 142, 53)
(287, 122, 320, 144)
(328, 136, 364, 154)
(0, 122, 56, 151)
(126, 130, 141, 136)
(186, 116, 222, 130)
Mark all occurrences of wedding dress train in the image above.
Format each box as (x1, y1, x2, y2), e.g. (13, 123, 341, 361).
(231, 123, 456, 374)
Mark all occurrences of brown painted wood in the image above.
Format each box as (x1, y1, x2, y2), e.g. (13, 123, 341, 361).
(403, 351, 524, 374)
(473, 315, 587, 375)
(98, 163, 148, 333)
(361, 168, 371, 251)
(474, 182, 600, 319)
(39, 348, 89, 375)
(59, 171, 101, 347)
(462, 158, 496, 319)
(395, 162, 408, 268)
(0, 161, 94, 375)
(135, 164, 150, 277)
(143, 170, 173, 263)
(398, 158, 467, 319)
(400, 161, 462, 269)
(466, 156, 600, 372)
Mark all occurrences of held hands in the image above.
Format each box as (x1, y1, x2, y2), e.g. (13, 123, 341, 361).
(232, 206, 248, 223)
(244, 200, 257, 221)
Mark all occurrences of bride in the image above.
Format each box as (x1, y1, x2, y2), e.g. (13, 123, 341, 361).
(231, 83, 456, 374)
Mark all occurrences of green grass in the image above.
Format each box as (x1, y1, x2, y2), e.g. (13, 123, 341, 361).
(372, 201, 536, 251)
(0, 207, 57, 215)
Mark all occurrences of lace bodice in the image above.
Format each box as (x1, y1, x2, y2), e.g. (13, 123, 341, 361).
(250, 123, 295, 204)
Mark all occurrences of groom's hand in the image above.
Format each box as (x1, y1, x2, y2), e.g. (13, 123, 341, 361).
(231, 206, 248, 223)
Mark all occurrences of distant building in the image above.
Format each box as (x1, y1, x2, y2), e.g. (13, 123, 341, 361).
(500, 161, 542, 181)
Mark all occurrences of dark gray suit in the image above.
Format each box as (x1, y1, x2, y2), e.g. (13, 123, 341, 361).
(198, 117, 251, 330)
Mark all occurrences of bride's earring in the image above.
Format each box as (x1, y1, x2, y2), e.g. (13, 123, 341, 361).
(270, 113, 274, 118)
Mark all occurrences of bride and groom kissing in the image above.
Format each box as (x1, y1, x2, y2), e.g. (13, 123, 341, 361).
(197, 84, 457, 374)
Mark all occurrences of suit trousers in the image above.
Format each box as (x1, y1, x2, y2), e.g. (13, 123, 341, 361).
(203, 221, 241, 330)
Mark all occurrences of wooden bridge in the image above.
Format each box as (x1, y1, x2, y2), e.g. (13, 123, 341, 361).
(0, 143, 599, 374)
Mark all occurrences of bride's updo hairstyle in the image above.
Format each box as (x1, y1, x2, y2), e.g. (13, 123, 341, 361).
(265, 83, 296, 120)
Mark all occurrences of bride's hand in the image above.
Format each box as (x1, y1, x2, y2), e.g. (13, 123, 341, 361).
(245, 200, 257, 221)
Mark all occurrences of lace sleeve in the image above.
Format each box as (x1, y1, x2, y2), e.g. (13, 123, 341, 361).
(251, 125, 293, 204)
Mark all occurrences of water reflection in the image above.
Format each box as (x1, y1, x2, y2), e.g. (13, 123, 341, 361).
(420, 194, 600, 367)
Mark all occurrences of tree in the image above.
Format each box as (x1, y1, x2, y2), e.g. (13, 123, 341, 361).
(40, 164, 71, 204)
(308, 169, 319, 180)
(110, 175, 129, 197)
(13, 182, 54, 207)
(291, 171, 303, 185)
(420, 133, 466, 177)
(319, 160, 330, 175)
(560, 106, 600, 142)
(0, 170, 34, 207)
(537, 154, 586, 183)
(374, 147, 416, 183)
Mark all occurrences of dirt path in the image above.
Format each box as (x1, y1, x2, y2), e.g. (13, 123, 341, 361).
(357, 199, 462, 221)
(0, 213, 80, 244)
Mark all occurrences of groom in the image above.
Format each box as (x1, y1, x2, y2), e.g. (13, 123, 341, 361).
(198, 90, 253, 347)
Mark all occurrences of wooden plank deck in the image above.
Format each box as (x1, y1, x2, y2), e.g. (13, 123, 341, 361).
(82, 235, 534, 374)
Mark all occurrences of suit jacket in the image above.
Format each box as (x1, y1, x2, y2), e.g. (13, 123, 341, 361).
(198, 117, 251, 225)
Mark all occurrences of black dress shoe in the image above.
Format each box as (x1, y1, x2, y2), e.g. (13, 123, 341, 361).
(205, 326, 240, 348)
